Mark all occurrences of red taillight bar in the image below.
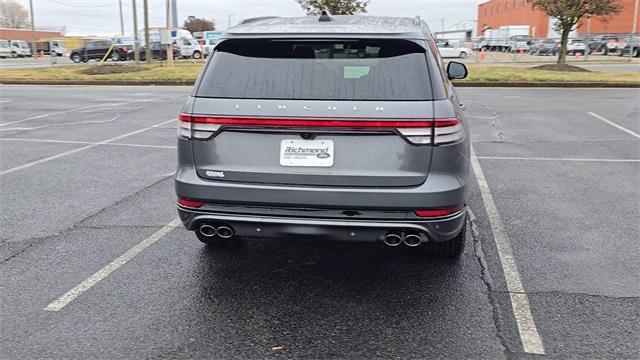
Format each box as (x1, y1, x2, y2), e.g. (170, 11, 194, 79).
(179, 113, 459, 128)
(178, 198, 204, 208)
(414, 205, 464, 218)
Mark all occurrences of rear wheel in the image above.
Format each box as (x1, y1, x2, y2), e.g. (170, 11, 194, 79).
(111, 52, 120, 61)
(192, 50, 201, 59)
(422, 223, 466, 258)
(459, 51, 468, 59)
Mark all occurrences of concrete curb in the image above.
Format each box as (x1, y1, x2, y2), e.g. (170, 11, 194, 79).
(1, 79, 639, 88)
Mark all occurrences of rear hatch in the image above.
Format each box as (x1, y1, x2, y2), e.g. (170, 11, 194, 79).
(183, 38, 458, 187)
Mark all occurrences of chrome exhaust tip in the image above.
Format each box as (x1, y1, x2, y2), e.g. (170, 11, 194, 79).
(383, 233, 403, 247)
(216, 225, 234, 239)
(403, 234, 422, 247)
(198, 224, 217, 238)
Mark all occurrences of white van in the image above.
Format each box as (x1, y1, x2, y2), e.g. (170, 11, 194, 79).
(146, 29, 203, 59)
(0, 39, 11, 58)
(9, 40, 32, 57)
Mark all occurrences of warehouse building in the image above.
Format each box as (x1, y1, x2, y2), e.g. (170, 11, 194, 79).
(477, 0, 639, 37)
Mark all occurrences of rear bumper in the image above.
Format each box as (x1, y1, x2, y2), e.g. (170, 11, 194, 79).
(178, 206, 466, 243)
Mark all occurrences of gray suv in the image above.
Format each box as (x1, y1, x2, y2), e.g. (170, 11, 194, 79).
(176, 14, 470, 258)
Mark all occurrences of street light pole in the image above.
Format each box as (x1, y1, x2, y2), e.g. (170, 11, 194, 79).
(166, 0, 174, 67)
(29, 0, 36, 58)
(132, 0, 140, 63)
(143, 0, 151, 64)
(118, 0, 125, 36)
(632, 0, 639, 34)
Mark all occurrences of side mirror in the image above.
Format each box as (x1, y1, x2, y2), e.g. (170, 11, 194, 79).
(447, 61, 468, 80)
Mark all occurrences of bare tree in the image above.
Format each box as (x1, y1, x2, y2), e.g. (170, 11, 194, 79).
(295, 0, 369, 15)
(183, 16, 215, 34)
(0, 0, 29, 29)
(530, 0, 622, 64)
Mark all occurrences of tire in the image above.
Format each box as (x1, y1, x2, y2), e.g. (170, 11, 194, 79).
(110, 52, 120, 61)
(459, 51, 468, 59)
(422, 222, 466, 258)
(70, 53, 81, 63)
(192, 50, 201, 59)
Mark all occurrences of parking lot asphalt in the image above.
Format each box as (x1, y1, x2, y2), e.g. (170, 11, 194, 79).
(0, 85, 638, 359)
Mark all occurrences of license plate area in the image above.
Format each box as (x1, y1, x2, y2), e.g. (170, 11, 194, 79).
(280, 139, 334, 167)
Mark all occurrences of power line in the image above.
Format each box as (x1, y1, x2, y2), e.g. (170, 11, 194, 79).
(44, 0, 117, 8)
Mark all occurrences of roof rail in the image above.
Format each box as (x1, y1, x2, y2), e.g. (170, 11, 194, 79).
(319, 10, 332, 22)
(239, 16, 280, 25)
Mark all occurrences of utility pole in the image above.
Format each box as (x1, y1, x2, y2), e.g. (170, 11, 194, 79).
(633, 0, 639, 34)
(171, 0, 178, 28)
(118, 0, 125, 35)
(143, 0, 151, 64)
(132, 0, 140, 63)
(166, 0, 174, 67)
(29, 0, 36, 58)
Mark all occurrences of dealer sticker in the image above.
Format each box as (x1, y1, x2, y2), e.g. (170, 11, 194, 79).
(280, 139, 334, 167)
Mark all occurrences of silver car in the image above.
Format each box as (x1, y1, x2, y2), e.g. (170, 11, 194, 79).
(176, 14, 470, 258)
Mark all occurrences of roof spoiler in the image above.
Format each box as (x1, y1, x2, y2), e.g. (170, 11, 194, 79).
(239, 16, 280, 25)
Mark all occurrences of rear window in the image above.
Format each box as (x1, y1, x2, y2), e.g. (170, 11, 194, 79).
(196, 39, 434, 101)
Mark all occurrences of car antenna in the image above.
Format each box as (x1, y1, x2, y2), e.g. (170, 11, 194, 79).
(319, 10, 332, 22)
(414, 15, 421, 25)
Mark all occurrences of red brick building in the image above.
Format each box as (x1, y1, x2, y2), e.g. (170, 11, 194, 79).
(0, 28, 62, 41)
(477, 0, 639, 37)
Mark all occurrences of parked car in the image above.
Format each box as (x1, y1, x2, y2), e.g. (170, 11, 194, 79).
(128, 42, 179, 61)
(0, 39, 11, 58)
(437, 42, 472, 58)
(176, 14, 471, 258)
(617, 35, 640, 57)
(69, 40, 129, 63)
(9, 40, 32, 57)
(587, 35, 620, 55)
(567, 39, 589, 55)
(508, 35, 533, 52)
(528, 39, 559, 56)
(200, 38, 219, 58)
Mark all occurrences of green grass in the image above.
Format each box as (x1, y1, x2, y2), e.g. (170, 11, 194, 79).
(0, 62, 202, 82)
(1, 61, 638, 84)
(461, 63, 640, 83)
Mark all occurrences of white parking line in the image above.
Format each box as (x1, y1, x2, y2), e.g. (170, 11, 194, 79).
(470, 146, 545, 355)
(0, 118, 176, 176)
(475, 156, 640, 163)
(0, 137, 177, 150)
(45, 218, 181, 312)
(0, 103, 118, 127)
(588, 112, 640, 139)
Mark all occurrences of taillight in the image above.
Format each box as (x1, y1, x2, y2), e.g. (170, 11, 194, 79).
(433, 118, 464, 145)
(178, 113, 463, 145)
(414, 205, 464, 218)
(178, 197, 204, 208)
(178, 113, 221, 139)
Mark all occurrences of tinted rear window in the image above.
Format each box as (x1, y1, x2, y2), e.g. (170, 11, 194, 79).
(196, 39, 433, 101)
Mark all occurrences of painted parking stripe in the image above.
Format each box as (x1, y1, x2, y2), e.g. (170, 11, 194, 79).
(588, 112, 640, 139)
(0, 137, 177, 150)
(45, 218, 181, 312)
(475, 156, 640, 163)
(0, 103, 117, 127)
(0, 118, 176, 176)
(471, 146, 545, 355)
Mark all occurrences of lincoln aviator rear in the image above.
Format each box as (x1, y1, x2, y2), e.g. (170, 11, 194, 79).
(176, 15, 470, 258)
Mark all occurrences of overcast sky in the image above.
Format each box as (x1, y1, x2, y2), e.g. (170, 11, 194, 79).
(14, 0, 483, 36)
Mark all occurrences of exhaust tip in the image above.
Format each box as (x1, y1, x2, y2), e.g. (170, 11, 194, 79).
(383, 233, 403, 247)
(403, 234, 422, 247)
(216, 225, 234, 239)
(199, 224, 217, 238)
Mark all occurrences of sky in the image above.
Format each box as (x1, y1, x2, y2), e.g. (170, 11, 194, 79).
(13, 0, 484, 36)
